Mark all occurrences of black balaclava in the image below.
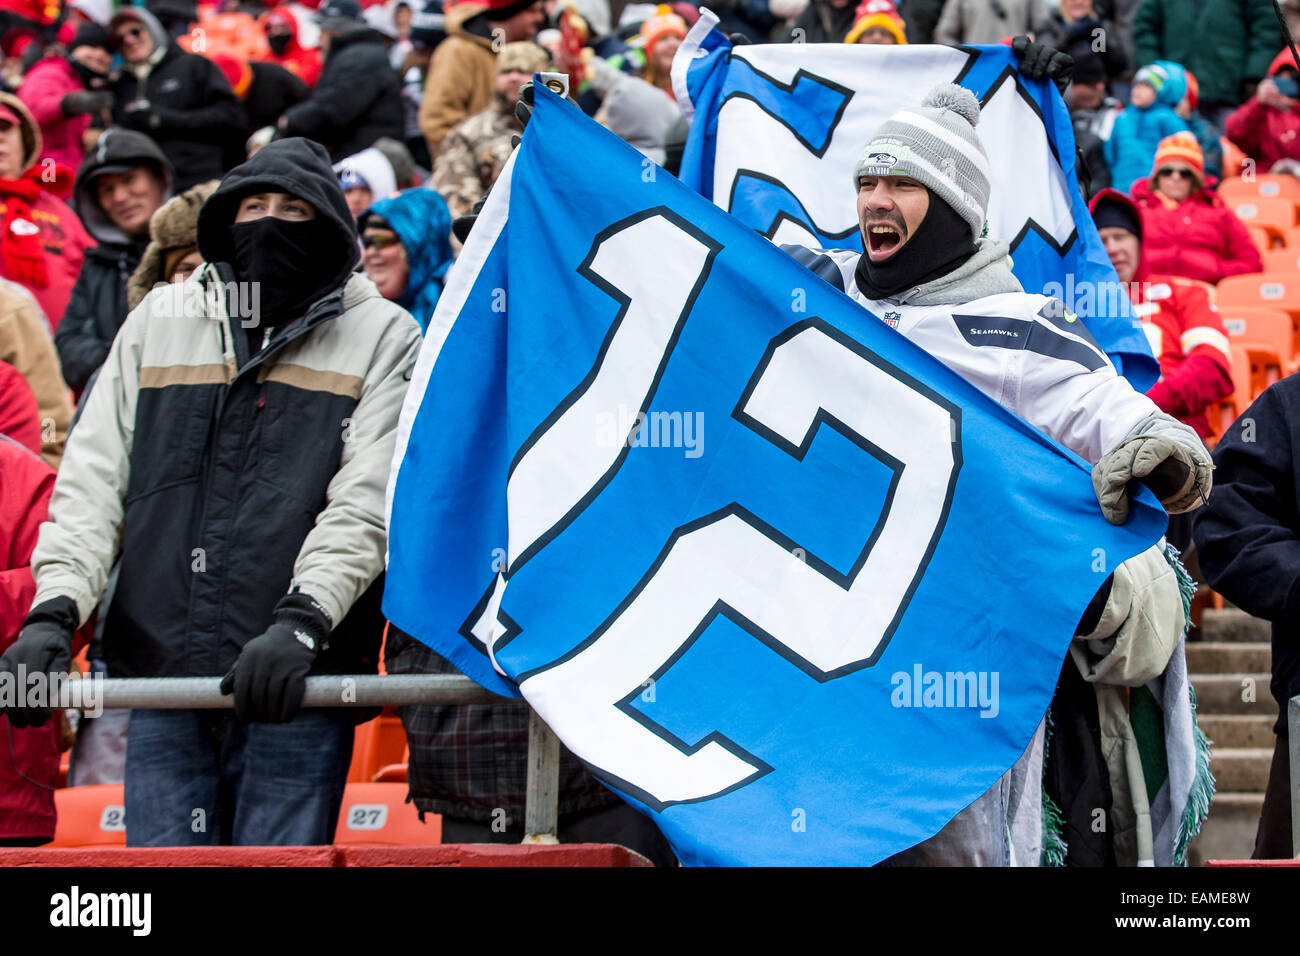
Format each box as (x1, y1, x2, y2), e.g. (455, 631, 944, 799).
(231, 217, 348, 329)
(855, 189, 978, 301)
(267, 32, 292, 56)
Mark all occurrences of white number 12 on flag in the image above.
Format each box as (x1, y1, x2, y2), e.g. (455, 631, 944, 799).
(484, 209, 961, 809)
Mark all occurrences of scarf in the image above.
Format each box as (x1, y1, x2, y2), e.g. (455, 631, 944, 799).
(854, 192, 977, 301)
(0, 169, 48, 289)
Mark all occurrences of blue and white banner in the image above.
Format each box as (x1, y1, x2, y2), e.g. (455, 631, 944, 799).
(672, 15, 1159, 392)
(383, 83, 1165, 866)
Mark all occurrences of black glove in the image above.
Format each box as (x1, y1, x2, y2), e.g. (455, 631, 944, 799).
(451, 190, 489, 244)
(728, 32, 752, 45)
(60, 90, 113, 117)
(1011, 34, 1073, 95)
(219, 592, 331, 723)
(0, 596, 78, 728)
(513, 80, 535, 141)
(121, 100, 160, 131)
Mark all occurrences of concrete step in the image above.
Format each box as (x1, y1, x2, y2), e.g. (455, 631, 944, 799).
(1186, 642, 1271, 674)
(1189, 792, 1263, 866)
(1198, 608, 1271, 643)
(1209, 747, 1273, 792)
(1190, 673, 1276, 716)
(1199, 714, 1276, 750)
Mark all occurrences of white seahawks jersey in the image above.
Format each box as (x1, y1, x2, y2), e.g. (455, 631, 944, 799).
(784, 245, 1158, 464)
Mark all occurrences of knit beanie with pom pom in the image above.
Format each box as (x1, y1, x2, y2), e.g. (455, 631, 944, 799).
(853, 82, 991, 240)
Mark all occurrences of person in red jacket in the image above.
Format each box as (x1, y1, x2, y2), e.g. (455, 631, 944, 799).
(1130, 131, 1262, 286)
(1225, 49, 1300, 173)
(17, 22, 113, 173)
(0, 92, 93, 332)
(1091, 187, 1235, 441)
(0, 432, 59, 845)
(259, 6, 323, 88)
(0, 359, 39, 454)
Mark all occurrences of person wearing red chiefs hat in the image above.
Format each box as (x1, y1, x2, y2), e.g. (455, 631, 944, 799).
(418, 0, 545, 159)
(17, 21, 113, 172)
(1130, 131, 1262, 285)
(844, 0, 906, 44)
(0, 92, 92, 332)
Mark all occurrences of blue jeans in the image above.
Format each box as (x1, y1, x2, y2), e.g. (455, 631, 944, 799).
(124, 708, 354, 847)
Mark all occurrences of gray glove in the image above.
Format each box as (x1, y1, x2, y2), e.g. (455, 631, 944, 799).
(1092, 412, 1212, 525)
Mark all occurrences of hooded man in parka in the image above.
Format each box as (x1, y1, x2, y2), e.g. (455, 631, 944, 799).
(0, 137, 422, 847)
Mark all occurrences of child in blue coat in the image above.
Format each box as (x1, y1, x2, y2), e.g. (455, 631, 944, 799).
(1105, 62, 1190, 193)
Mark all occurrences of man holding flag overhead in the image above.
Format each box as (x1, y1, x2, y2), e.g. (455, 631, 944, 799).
(386, 43, 1210, 865)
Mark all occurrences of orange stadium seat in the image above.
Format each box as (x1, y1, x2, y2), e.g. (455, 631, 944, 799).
(1248, 224, 1277, 254)
(1217, 273, 1300, 359)
(1219, 305, 1297, 373)
(1231, 196, 1299, 242)
(347, 710, 408, 784)
(1218, 174, 1300, 204)
(1262, 247, 1300, 273)
(333, 783, 441, 846)
(49, 785, 127, 847)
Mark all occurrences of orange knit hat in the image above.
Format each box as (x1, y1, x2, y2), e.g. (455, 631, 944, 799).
(640, 4, 687, 58)
(1150, 131, 1204, 183)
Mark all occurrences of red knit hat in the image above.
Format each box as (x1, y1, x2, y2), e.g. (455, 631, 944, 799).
(1183, 68, 1198, 112)
(640, 4, 687, 57)
(1151, 131, 1204, 182)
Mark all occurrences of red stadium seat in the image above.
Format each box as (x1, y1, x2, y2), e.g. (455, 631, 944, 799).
(1218, 173, 1300, 204)
(347, 710, 407, 784)
(1230, 196, 1300, 242)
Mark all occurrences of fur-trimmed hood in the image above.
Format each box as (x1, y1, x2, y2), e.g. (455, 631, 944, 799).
(0, 91, 42, 175)
(127, 178, 218, 309)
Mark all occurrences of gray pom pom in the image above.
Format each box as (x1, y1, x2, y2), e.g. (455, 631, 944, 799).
(921, 83, 981, 128)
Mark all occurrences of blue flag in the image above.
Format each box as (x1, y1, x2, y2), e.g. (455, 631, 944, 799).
(384, 83, 1165, 866)
(672, 15, 1159, 392)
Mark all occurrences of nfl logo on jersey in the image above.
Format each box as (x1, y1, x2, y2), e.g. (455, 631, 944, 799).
(883, 311, 901, 329)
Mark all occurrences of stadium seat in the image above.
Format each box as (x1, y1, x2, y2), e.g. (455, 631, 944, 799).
(1219, 305, 1297, 374)
(1216, 274, 1300, 356)
(1220, 136, 1247, 182)
(49, 785, 127, 847)
(1248, 224, 1277, 254)
(1218, 173, 1300, 204)
(1231, 196, 1299, 242)
(333, 782, 441, 846)
(347, 710, 408, 784)
(1262, 247, 1300, 273)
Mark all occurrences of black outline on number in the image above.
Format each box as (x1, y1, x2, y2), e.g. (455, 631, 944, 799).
(516, 316, 963, 811)
(461, 207, 721, 657)
(501, 206, 722, 578)
(718, 58, 854, 158)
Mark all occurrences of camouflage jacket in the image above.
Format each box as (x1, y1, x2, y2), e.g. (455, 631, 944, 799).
(431, 94, 517, 221)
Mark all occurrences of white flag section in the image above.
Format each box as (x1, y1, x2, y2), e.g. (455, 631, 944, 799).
(673, 16, 1158, 388)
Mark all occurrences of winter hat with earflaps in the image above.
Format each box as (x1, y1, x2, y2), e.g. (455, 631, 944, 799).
(853, 83, 991, 240)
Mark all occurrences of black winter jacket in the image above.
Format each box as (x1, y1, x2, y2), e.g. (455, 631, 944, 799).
(1194, 376, 1300, 735)
(56, 128, 174, 394)
(110, 16, 247, 190)
(281, 27, 404, 162)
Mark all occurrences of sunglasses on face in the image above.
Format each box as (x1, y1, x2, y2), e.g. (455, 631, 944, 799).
(113, 25, 144, 47)
(361, 233, 402, 250)
(1157, 167, 1194, 179)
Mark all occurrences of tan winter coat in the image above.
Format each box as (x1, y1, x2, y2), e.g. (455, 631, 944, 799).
(0, 279, 71, 468)
(419, 2, 497, 159)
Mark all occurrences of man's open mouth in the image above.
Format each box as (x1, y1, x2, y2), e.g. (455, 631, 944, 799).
(865, 224, 904, 258)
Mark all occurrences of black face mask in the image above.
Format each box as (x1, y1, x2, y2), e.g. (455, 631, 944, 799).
(69, 57, 108, 89)
(231, 217, 343, 327)
(267, 32, 292, 56)
(855, 191, 979, 301)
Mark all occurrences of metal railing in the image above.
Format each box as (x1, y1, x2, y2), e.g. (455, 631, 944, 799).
(68, 675, 562, 842)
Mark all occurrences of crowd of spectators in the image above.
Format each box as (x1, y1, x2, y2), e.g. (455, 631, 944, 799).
(0, 0, 1293, 863)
